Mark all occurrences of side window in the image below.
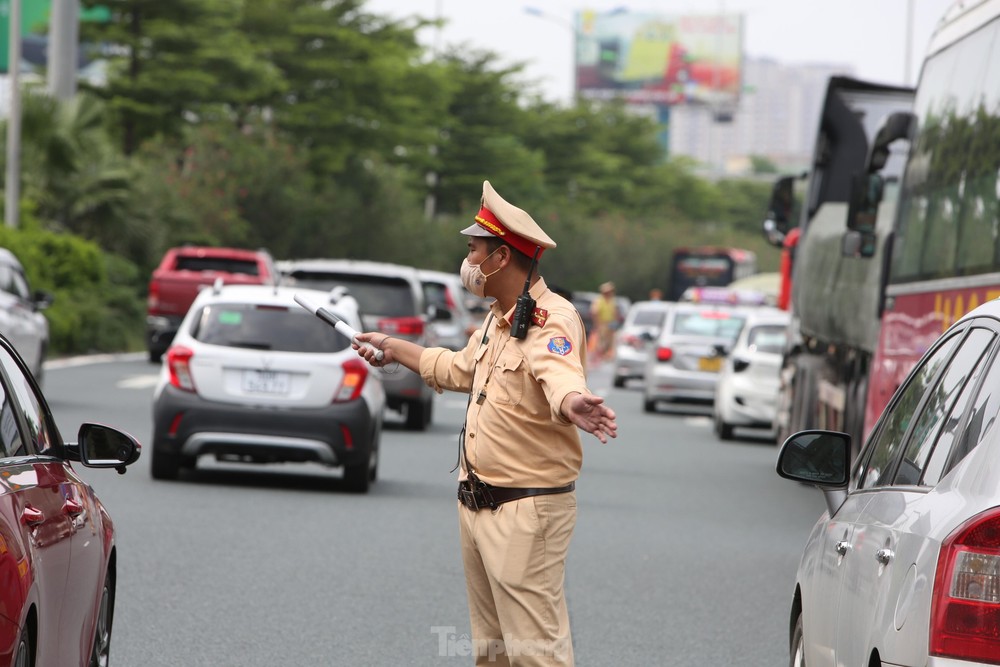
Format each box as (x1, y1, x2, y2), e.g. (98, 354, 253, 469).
(893, 328, 995, 485)
(929, 339, 1000, 482)
(8, 269, 30, 302)
(0, 381, 25, 458)
(0, 344, 58, 455)
(0, 264, 12, 297)
(859, 331, 962, 489)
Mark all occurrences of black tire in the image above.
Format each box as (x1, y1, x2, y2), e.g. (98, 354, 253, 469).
(714, 414, 734, 440)
(343, 455, 373, 494)
(643, 398, 657, 413)
(613, 376, 626, 388)
(405, 398, 432, 431)
(14, 624, 31, 667)
(789, 612, 805, 667)
(150, 443, 180, 480)
(90, 569, 115, 667)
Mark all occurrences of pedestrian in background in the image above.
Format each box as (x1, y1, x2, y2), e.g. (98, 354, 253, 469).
(354, 180, 617, 666)
(589, 281, 621, 363)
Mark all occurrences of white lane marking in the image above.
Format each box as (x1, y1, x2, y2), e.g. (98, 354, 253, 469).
(44, 352, 147, 370)
(117, 375, 161, 389)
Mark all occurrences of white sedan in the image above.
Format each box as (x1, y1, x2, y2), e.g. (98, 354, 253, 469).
(712, 308, 789, 439)
(777, 296, 1000, 666)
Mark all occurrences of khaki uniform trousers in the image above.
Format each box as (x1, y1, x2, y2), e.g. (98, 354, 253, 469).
(458, 491, 577, 666)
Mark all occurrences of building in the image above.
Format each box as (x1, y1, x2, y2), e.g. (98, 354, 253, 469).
(668, 57, 858, 175)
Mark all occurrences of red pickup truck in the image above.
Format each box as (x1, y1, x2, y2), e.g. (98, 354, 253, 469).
(146, 246, 276, 361)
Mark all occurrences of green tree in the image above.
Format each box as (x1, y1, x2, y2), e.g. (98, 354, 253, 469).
(242, 0, 448, 178)
(81, 0, 282, 154)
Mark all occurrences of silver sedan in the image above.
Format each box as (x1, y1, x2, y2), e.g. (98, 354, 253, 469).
(777, 296, 1000, 666)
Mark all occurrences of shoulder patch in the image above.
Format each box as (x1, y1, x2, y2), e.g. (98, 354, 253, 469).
(547, 336, 573, 356)
(532, 307, 549, 327)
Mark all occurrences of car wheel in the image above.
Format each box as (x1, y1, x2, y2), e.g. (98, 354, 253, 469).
(14, 625, 31, 667)
(643, 398, 657, 413)
(344, 457, 372, 494)
(150, 441, 181, 480)
(714, 414, 734, 440)
(405, 398, 431, 431)
(789, 611, 805, 667)
(90, 569, 115, 667)
(613, 376, 626, 388)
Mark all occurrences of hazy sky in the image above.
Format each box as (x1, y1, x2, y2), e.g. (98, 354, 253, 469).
(365, 0, 956, 103)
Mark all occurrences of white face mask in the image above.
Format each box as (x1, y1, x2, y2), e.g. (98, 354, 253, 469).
(460, 248, 502, 297)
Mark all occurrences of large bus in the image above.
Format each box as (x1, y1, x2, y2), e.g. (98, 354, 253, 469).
(863, 0, 1000, 436)
(666, 246, 756, 301)
(761, 76, 914, 452)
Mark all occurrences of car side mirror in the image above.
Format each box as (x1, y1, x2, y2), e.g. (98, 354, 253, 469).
(777, 430, 850, 485)
(777, 430, 851, 515)
(74, 423, 142, 474)
(33, 290, 54, 311)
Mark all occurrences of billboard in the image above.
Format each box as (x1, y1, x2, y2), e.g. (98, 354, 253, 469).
(575, 10, 743, 108)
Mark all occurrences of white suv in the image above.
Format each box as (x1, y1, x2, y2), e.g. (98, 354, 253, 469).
(278, 259, 436, 430)
(150, 283, 386, 492)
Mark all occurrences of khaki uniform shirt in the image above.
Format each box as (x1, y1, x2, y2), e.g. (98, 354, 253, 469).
(419, 277, 589, 487)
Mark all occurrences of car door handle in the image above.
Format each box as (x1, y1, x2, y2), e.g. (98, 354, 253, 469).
(835, 541, 851, 556)
(21, 505, 45, 526)
(63, 499, 84, 516)
(876, 548, 894, 565)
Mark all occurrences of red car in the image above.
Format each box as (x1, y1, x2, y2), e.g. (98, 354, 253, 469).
(146, 246, 276, 361)
(0, 333, 140, 666)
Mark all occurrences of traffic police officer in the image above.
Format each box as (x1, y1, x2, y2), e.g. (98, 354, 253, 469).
(354, 180, 617, 666)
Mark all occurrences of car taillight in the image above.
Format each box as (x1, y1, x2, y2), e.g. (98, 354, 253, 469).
(931, 507, 1000, 663)
(147, 282, 160, 311)
(379, 316, 425, 336)
(167, 346, 197, 392)
(656, 346, 673, 362)
(334, 358, 367, 402)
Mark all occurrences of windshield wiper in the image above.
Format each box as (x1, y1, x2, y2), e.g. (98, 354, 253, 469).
(228, 341, 273, 350)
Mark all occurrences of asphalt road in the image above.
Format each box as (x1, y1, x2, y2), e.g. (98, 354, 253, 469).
(44, 354, 825, 666)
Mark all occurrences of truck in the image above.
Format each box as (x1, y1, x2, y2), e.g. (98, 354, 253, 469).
(146, 246, 276, 361)
(762, 76, 915, 458)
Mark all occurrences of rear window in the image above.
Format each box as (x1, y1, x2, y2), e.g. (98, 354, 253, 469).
(423, 282, 450, 310)
(175, 257, 260, 275)
(189, 303, 350, 353)
(672, 311, 745, 340)
(747, 325, 787, 354)
(289, 272, 416, 317)
(632, 309, 666, 326)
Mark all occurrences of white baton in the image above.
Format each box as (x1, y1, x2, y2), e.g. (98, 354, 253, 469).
(293, 293, 385, 362)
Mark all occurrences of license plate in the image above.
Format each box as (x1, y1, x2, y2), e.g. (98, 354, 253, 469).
(698, 356, 722, 372)
(242, 370, 290, 394)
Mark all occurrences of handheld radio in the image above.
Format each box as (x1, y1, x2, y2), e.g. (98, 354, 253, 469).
(510, 246, 541, 340)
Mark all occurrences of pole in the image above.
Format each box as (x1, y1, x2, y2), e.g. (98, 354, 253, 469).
(48, 0, 80, 100)
(4, 0, 21, 228)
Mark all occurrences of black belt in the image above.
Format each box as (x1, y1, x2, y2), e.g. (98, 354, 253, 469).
(457, 480, 575, 511)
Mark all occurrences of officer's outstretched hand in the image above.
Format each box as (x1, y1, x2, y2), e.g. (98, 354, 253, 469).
(563, 392, 617, 444)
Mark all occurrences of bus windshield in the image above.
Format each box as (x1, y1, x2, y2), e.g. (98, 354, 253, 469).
(667, 247, 756, 301)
